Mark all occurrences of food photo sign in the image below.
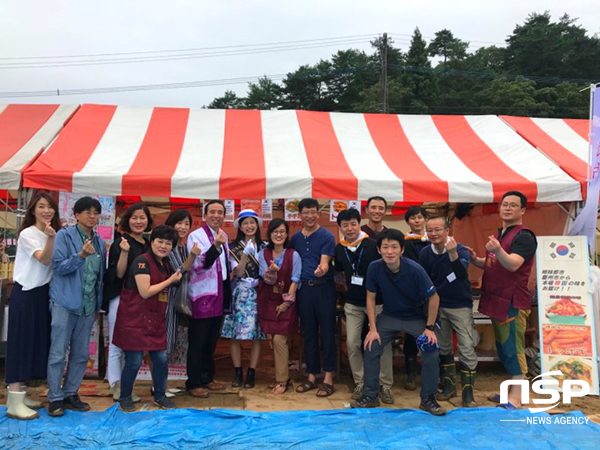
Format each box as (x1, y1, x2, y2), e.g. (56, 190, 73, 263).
(537, 236, 599, 395)
(329, 199, 360, 222)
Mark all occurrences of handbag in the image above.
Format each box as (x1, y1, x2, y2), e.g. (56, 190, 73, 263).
(172, 271, 192, 317)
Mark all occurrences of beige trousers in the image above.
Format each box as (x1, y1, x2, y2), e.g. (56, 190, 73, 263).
(344, 303, 393, 388)
(273, 334, 290, 382)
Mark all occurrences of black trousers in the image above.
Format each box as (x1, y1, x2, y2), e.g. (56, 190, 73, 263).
(297, 281, 337, 374)
(403, 332, 418, 357)
(186, 315, 224, 389)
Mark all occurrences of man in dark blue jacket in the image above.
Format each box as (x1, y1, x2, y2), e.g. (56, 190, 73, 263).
(47, 197, 106, 417)
(419, 216, 477, 406)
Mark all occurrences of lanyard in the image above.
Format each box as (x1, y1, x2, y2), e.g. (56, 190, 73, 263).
(344, 247, 364, 276)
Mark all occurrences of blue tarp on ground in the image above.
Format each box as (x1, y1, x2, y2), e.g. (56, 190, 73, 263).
(1, 406, 600, 449)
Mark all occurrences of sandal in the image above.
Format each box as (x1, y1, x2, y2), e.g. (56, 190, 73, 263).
(295, 380, 317, 393)
(497, 402, 519, 410)
(316, 383, 335, 398)
(272, 380, 291, 395)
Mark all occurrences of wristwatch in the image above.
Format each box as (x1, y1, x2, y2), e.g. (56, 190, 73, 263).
(425, 325, 435, 331)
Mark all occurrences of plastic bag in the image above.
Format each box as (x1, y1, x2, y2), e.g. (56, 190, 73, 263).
(173, 271, 192, 316)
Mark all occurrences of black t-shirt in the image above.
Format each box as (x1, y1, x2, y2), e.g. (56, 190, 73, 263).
(334, 238, 382, 306)
(361, 224, 387, 240)
(124, 254, 169, 291)
(403, 237, 429, 263)
(499, 226, 537, 261)
(103, 234, 150, 306)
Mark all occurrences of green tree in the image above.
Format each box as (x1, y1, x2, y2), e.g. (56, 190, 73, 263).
(245, 76, 283, 110)
(400, 27, 437, 113)
(478, 77, 549, 116)
(428, 29, 469, 67)
(281, 61, 337, 110)
(206, 90, 246, 109)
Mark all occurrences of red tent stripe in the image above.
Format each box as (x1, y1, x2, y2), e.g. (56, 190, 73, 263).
(219, 110, 266, 199)
(23, 104, 117, 192)
(432, 116, 538, 202)
(364, 113, 448, 201)
(296, 111, 357, 199)
(0, 104, 59, 168)
(563, 119, 590, 142)
(500, 115, 588, 185)
(122, 108, 189, 197)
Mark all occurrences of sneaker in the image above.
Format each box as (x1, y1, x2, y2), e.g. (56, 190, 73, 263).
(154, 396, 177, 409)
(379, 386, 395, 405)
(119, 397, 137, 412)
(419, 396, 447, 416)
(48, 400, 65, 417)
(351, 384, 364, 400)
(64, 395, 90, 412)
(351, 395, 380, 408)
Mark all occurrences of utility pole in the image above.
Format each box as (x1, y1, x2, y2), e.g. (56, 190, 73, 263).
(381, 33, 388, 114)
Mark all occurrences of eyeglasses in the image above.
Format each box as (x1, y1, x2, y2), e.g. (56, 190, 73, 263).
(426, 228, 446, 234)
(272, 230, 287, 236)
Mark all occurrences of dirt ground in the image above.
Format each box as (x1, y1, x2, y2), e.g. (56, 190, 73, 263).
(1, 340, 599, 424)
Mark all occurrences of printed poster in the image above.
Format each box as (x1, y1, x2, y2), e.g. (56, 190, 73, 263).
(261, 199, 273, 220)
(284, 198, 302, 221)
(58, 192, 116, 245)
(537, 236, 599, 395)
(223, 199, 235, 222)
(329, 199, 360, 222)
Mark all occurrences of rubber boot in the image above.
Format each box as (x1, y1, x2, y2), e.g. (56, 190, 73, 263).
(437, 354, 457, 401)
(24, 394, 43, 410)
(460, 366, 477, 407)
(404, 355, 418, 391)
(232, 367, 243, 388)
(244, 368, 256, 389)
(6, 389, 39, 420)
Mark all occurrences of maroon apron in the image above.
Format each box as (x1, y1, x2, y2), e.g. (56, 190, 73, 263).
(257, 248, 298, 335)
(113, 253, 171, 351)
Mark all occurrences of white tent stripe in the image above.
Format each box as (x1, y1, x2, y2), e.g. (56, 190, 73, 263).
(72, 107, 152, 195)
(398, 115, 494, 202)
(466, 116, 582, 202)
(531, 118, 588, 163)
(330, 112, 403, 200)
(171, 109, 225, 199)
(261, 110, 313, 199)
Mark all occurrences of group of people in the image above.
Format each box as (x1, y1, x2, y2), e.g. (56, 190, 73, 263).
(4, 190, 537, 419)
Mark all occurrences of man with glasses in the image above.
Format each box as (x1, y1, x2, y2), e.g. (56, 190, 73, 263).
(47, 197, 106, 417)
(291, 198, 337, 397)
(468, 191, 537, 410)
(419, 216, 477, 406)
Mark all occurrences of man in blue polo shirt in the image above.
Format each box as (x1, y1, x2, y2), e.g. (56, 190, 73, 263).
(419, 216, 477, 407)
(352, 229, 445, 415)
(291, 198, 337, 398)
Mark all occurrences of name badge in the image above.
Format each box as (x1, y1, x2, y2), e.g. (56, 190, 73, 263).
(351, 275, 364, 286)
(158, 289, 168, 303)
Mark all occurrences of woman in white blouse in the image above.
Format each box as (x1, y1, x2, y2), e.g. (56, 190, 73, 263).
(5, 193, 60, 420)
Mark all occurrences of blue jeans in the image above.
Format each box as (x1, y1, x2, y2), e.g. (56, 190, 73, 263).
(47, 301, 97, 402)
(121, 350, 168, 401)
(363, 313, 439, 400)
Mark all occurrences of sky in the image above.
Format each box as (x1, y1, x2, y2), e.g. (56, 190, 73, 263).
(1, 0, 599, 109)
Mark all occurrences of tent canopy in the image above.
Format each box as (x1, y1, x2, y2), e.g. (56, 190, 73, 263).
(22, 104, 582, 202)
(0, 104, 78, 190)
(500, 116, 589, 188)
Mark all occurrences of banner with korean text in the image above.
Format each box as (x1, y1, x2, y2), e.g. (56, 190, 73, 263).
(537, 236, 599, 395)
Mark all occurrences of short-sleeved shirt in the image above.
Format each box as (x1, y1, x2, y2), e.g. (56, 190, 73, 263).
(125, 254, 169, 291)
(334, 238, 382, 306)
(366, 257, 436, 320)
(499, 226, 537, 261)
(361, 224, 387, 240)
(290, 227, 336, 281)
(13, 225, 52, 291)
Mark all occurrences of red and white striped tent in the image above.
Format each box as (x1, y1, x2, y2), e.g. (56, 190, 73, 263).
(0, 104, 78, 190)
(501, 116, 589, 187)
(22, 104, 583, 203)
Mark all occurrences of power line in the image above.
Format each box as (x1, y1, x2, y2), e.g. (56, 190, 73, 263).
(0, 34, 379, 60)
